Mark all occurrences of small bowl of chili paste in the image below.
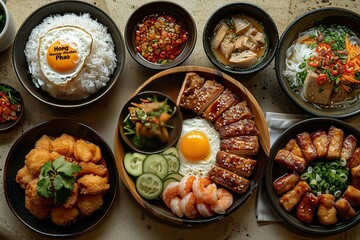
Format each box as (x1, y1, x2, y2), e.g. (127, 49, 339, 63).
(0, 83, 23, 132)
(124, 1, 197, 70)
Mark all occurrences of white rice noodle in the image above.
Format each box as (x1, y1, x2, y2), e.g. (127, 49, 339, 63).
(24, 13, 117, 100)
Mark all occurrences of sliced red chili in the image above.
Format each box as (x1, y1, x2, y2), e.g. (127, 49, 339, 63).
(345, 62, 355, 73)
(316, 43, 332, 54)
(317, 74, 328, 86)
(330, 63, 342, 76)
(307, 56, 320, 67)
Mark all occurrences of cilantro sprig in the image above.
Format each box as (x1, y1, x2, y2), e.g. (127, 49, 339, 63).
(37, 156, 82, 204)
(0, 85, 21, 105)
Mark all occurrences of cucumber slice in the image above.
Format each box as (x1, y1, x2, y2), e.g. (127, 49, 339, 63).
(124, 152, 147, 177)
(162, 146, 178, 157)
(136, 173, 163, 200)
(162, 154, 180, 173)
(162, 177, 179, 191)
(143, 154, 168, 180)
(164, 172, 183, 182)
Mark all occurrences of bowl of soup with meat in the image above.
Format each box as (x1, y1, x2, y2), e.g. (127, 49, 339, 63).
(276, 8, 360, 118)
(203, 3, 278, 75)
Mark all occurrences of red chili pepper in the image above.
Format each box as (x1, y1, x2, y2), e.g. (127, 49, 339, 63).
(330, 63, 342, 76)
(307, 56, 320, 67)
(345, 62, 355, 73)
(317, 74, 328, 86)
(316, 43, 332, 54)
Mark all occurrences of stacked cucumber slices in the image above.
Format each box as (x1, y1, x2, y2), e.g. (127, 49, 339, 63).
(124, 147, 183, 200)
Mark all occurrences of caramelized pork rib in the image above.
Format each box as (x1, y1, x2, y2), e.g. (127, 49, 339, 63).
(311, 130, 330, 158)
(218, 119, 259, 138)
(327, 126, 344, 160)
(334, 198, 356, 221)
(215, 151, 256, 178)
(296, 192, 319, 224)
(273, 172, 300, 196)
(220, 136, 259, 156)
(284, 139, 304, 158)
(341, 134, 357, 161)
(317, 194, 337, 226)
(202, 89, 238, 122)
(347, 147, 360, 169)
(177, 72, 205, 110)
(343, 185, 360, 207)
(279, 181, 311, 212)
(274, 149, 306, 173)
(296, 132, 318, 163)
(208, 166, 250, 195)
(214, 101, 253, 130)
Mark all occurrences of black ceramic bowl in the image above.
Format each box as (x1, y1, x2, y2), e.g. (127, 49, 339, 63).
(3, 119, 118, 238)
(0, 83, 24, 132)
(124, 1, 197, 70)
(203, 2, 278, 76)
(275, 8, 360, 118)
(265, 118, 360, 235)
(12, 1, 125, 108)
(118, 91, 182, 154)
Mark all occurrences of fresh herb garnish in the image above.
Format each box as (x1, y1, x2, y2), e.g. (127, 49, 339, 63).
(37, 156, 82, 204)
(0, 85, 21, 105)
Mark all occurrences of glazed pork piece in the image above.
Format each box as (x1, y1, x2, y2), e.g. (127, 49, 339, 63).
(341, 134, 357, 161)
(343, 185, 360, 207)
(279, 181, 311, 212)
(220, 136, 259, 156)
(213, 101, 253, 130)
(317, 194, 337, 226)
(311, 130, 329, 158)
(296, 132, 318, 163)
(334, 198, 356, 221)
(215, 150, 256, 177)
(202, 89, 238, 122)
(351, 164, 360, 189)
(274, 149, 306, 173)
(347, 147, 360, 169)
(177, 72, 205, 110)
(327, 126, 344, 160)
(218, 119, 259, 138)
(273, 172, 300, 196)
(208, 166, 250, 194)
(284, 139, 304, 158)
(296, 192, 319, 224)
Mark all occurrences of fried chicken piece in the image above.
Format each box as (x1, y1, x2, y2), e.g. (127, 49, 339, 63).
(51, 205, 79, 226)
(25, 148, 51, 176)
(35, 134, 53, 150)
(25, 178, 52, 219)
(78, 162, 107, 177)
(63, 183, 79, 209)
(77, 174, 109, 194)
(74, 139, 102, 163)
(16, 166, 35, 189)
(51, 133, 76, 157)
(76, 194, 104, 216)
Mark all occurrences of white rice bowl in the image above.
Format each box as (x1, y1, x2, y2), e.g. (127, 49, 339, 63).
(24, 13, 117, 100)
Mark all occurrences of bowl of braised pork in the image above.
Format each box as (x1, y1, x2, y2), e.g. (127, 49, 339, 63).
(276, 8, 360, 118)
(203, 2, 278, 75)
(265, 117, 360, 235)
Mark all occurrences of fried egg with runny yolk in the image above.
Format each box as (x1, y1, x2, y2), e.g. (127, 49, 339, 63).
(38, 26, 93, 85)
(177, 118, 220, 177)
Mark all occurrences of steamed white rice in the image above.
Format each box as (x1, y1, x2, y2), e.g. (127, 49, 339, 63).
(24, 13, 117, 100)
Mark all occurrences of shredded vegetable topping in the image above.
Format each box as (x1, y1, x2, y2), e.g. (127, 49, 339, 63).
(0, 85, 22, 123)
(300, 159, 349, 198)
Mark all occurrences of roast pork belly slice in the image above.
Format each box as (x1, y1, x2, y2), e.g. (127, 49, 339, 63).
(215, 150, 256, 177)
(213, 101, 253, 130)
(228, 50, 258, 68)
(303, 70, 334, 105)
(208, 166, 250, 194)
(177, 72, 205, 109)
(233, 18, 251, 35)
(220, 135, 259, 156)
(274, 149, 306, 173)
(273, 172, 300, 196)
(218, 119, 259, 138)
(341, 134, 357, 161)
(347, 147, 360, 169)
(296, 132, 318, 163)
(202, 89, 238, 122)
(326, 126, 344, 160)
(284, 139, 304, 158)
(279, 180, 311, 212)
(311, 130, 330, 158)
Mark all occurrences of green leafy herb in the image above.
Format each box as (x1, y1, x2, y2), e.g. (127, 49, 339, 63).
(37, 156, 82, 204)
(0, 85, 21, 105)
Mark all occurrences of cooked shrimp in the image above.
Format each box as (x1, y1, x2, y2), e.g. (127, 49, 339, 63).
(211, 188, 233, 214)
(170, 196, 183, 217)
(180, 192, 200, 219)
(192, 177, 218, 204)
(197, 202, 215, 217)
(162, 181, 180, 208)
(179, 175, 196, 198)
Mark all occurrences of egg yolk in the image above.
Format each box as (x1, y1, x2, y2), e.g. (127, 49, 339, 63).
(46, 41, 79, 73)
(179, 131, 210, 162)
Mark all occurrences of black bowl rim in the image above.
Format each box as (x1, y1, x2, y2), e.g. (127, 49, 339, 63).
(275, 7, 360, 119)
(119, 90, 183, 154)
(0, 83, 24, 132)
(264, 117, 360, 235)
(3, 119, 119, 238)
(124, 1, 197, 70)
(12, 0, 125, 108)
(202, 2, 279, 75)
